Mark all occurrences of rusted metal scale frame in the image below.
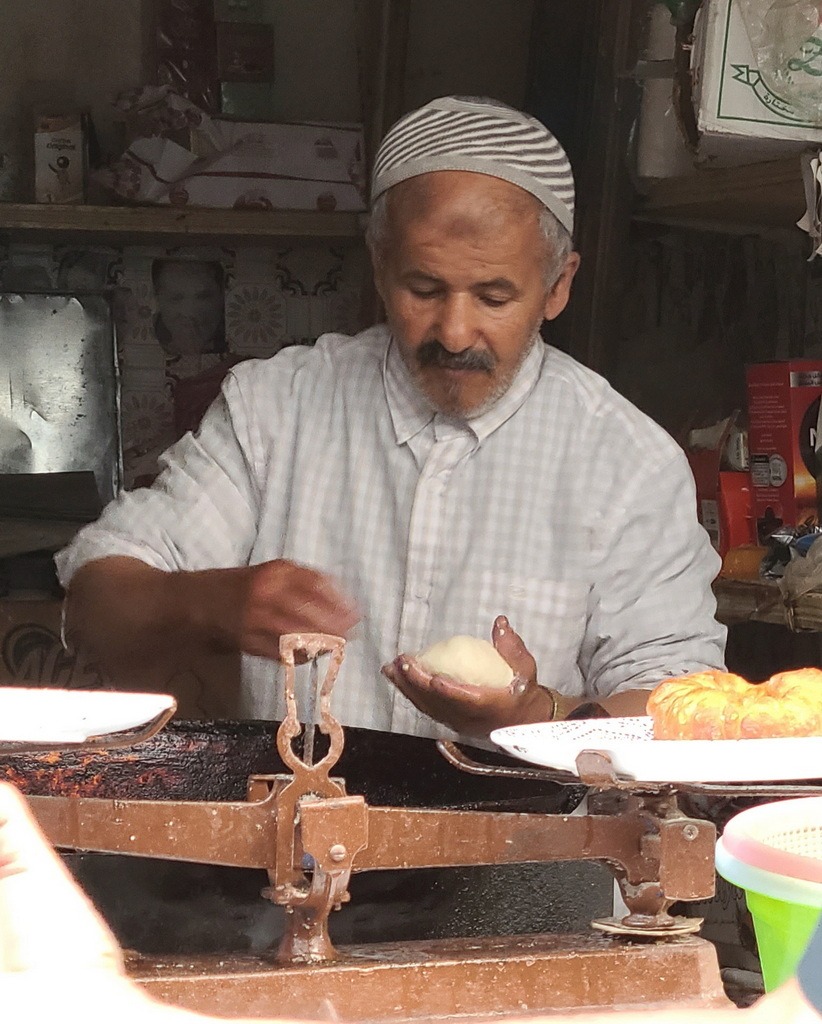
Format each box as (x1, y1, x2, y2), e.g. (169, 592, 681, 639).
(28, 707, 717, 966)
(27, 788, 714, 885)
(5, 630, 776, 1015)
(21, 633, 719, 967)
(28, 781, 718, 965)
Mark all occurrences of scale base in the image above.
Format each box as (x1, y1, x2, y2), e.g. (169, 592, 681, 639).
(132, 931, 731, 1021)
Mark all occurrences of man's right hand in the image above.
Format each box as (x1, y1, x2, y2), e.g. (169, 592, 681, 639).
(65, 556, 360, 674)
(212, 560, 360, 660)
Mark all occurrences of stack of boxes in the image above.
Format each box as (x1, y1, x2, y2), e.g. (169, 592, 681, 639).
(124, 2, 366, 212)
(689, 361, 822, 565)
(155, 0, 276, 120)
(747, 361, 822, 537)
(214, 0, 276, 120)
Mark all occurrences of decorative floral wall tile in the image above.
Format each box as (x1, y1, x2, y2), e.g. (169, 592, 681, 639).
(225, 283, 286, 357)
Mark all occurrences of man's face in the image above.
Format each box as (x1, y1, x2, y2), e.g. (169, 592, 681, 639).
(154, 261, 223, 355)
(373, 171, 579, 418)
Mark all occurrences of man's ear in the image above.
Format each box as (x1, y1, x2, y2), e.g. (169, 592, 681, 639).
(543, 252, 581, 321)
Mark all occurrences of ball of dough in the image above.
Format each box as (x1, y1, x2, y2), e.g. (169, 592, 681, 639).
(417, 636, 514, 689)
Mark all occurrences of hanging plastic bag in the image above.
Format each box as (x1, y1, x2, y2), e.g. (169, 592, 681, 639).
(735, 0, 822, 123)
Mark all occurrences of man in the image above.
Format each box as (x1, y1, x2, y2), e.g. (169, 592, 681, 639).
(56, 96, 725, 741)
(152, 259, 227, 358)
(1, 780, 820, 1024)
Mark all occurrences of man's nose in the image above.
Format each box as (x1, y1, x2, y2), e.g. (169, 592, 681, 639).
(435, 293, 475, 352)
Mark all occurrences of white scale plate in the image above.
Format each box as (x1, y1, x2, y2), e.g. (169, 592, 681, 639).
(0, 687, 176, 750)
(490, 716, 822, 784)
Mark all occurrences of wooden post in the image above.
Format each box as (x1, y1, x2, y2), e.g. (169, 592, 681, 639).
(354, 0, 411, 329)
(529, 0, 652, 372)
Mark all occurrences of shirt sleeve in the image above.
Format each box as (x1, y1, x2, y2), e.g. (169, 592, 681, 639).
(55, 370, 262, 586)
(578, 448, 727, 698)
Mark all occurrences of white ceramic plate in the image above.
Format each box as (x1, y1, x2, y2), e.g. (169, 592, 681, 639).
(490, 716, 822, 784)
(0, 687, 176, 752)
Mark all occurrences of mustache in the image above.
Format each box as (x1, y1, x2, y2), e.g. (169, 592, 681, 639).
(416, 340, 495, 372)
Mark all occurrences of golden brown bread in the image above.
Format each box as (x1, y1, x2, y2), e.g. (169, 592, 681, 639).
(646, 668, 822, 740)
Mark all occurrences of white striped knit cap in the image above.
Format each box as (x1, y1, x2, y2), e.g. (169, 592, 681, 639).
(371, 96, 575, 233)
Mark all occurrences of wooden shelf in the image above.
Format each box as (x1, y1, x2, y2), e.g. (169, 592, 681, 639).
(0, 203, 367, 247)
(635, 157, 806, 232)
(714, 577, 822, 630)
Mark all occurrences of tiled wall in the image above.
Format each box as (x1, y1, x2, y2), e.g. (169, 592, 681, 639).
(0, 239, 368, 487)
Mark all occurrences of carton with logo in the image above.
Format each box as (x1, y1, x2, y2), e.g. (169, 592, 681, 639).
(34, 112, 87, 204)
(691, 0, 822, 162)
(746, 360, 822, 535)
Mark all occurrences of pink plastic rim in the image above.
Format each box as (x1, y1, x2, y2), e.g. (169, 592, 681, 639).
(722, 797, 822, 886)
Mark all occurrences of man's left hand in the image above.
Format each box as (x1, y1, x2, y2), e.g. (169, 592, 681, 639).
(382, 616, 558, 738)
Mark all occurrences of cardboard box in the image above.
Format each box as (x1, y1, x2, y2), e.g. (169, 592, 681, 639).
(686, 416, 756, 557)
(216, 21, 274, 81)
(746, 360, 822, 533)
(691, 0, 822, 162)
(191, 118, 366, 197)
(106, 119, 366, 211)
(219, 82, 276, 121)
(34, 112, 87, 204)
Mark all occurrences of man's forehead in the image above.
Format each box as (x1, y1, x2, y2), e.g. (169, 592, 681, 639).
(388, 172, 543, 234)
(401, 268, 519, 291)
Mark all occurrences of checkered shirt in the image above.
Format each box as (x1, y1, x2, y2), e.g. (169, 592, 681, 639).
(56, 325, 726, 739)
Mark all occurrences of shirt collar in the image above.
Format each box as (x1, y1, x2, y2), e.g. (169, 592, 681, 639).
(465, 336, 544, 443)
(383, 336, 436, 445)
(383, 334, 545, 447)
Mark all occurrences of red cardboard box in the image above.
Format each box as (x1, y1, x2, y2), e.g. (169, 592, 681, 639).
(687, 447, 755, 557)
(746, 361, 822, 533)
(685, 414, 756, 558)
